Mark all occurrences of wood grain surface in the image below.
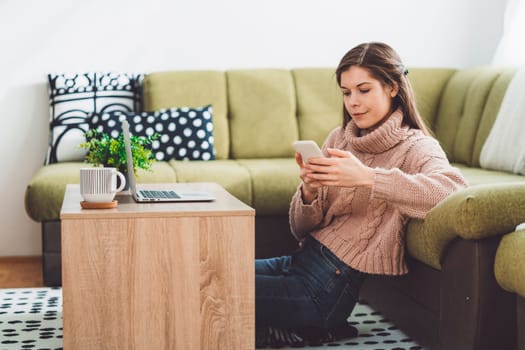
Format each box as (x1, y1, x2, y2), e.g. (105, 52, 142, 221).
(61, 183, 254, 349)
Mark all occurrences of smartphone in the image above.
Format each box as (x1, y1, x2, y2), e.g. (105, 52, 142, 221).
(293, 140, 324, 163)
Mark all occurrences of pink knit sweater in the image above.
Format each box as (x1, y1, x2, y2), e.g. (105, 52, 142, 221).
(289, 111, 468, 275)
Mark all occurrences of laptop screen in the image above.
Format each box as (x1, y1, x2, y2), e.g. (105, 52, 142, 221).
(120, 119, 215, 202)
(122, 120, 138, 196)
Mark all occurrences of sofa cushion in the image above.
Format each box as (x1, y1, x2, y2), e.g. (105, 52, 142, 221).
(25, 162, 177, 222)
(169, 159, 252, 206)
(407, 68, 456, 128)
(46, 72, 143, 164)
(227, 70, 298, 159)
(143, 71, 229, 160)
(90, 106, 216, 161)
(292, 68, 342, 147)
(433, 67, 515, 166)
(454, 164, 525, 185)
(133, 163, 177, 183)
(237, 159, 300, 215)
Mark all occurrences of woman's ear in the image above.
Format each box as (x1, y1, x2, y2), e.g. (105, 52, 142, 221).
(390, 82, 399, 98)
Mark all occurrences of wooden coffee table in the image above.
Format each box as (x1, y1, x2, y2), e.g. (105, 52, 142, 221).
(60, 183, 255, 349)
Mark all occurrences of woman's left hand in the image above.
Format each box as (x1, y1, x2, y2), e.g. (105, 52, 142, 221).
(304, 148, 375, 188)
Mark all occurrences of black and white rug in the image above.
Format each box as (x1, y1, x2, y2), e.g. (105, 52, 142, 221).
(0, 288, 424, 349)
(0, 288, 62, 350)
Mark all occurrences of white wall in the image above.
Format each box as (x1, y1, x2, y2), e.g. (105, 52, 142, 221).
(0, 0, 507, 256)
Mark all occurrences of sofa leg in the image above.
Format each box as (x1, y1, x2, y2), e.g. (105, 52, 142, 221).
(41, 221, 62, 287)
(440, 236, 517, 350)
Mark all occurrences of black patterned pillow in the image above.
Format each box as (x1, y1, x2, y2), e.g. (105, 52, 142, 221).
(46, 72, 143, 164)
(90, 105, 216, 161)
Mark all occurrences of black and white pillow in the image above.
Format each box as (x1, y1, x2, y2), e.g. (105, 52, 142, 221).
(90, 105, 216, 161)
(46, 72, 143, 164)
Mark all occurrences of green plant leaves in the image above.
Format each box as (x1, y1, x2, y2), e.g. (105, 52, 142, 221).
(79, 129, 158, 175)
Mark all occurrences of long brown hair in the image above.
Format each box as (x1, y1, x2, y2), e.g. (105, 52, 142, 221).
(335, 42, 430, 135)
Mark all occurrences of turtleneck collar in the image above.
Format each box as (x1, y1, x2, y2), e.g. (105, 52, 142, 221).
(343, 109, 410, 154)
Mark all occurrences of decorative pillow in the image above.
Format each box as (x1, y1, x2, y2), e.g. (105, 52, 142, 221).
(46, 72, 143, 164)
(89, 105, 216, 161)
(480, 68, 525, 174)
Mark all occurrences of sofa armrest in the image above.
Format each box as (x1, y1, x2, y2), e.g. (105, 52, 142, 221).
(406, 183, 525, 269)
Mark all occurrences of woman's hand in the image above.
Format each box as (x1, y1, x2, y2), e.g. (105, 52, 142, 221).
(295, 152, 322, 203)
(305, 148, 375, 188)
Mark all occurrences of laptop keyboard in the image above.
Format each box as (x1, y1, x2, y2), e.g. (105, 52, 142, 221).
(139, 190, 181, 199)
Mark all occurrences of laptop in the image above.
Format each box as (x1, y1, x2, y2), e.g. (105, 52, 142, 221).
(122, 120, 215, 202)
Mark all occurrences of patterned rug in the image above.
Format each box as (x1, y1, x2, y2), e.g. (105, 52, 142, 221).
(0, 288, 424, 349)
(0, 288, 62, 350)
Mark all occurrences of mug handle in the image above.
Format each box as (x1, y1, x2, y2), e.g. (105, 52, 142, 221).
(115, 171, 127, 192)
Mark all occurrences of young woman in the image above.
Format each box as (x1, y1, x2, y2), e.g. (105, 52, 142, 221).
(255, 42, 468, 348)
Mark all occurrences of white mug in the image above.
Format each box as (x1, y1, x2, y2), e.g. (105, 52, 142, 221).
(80, 167, 126, 203)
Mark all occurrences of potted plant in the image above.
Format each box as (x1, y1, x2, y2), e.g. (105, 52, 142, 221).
(79, 129, 158, 189)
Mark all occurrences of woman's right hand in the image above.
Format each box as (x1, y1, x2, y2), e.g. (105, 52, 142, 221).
(295, 152, 321, 203)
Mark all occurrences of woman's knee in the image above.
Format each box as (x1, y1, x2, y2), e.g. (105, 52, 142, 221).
(255, 255, 292, 275)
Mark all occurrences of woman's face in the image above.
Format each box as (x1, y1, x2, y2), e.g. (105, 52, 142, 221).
(340, 66, 398, 130)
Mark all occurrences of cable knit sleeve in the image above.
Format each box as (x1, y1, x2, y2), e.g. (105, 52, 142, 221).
(289, 127, 342, 240)
(289, 184, 325, 240)
(370, 137, 468, 219)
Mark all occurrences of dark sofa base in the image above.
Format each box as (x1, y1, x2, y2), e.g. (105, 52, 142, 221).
(360, 254, 441, 347)
(254, 215, 298, 258)
(516, 294, 525, 350)
(41, 215, 298, 287)
(360, 236, 516, 350)
(42, 220, 61, 287)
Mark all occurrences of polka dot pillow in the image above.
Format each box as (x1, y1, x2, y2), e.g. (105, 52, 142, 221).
(89, 105, 216, 161)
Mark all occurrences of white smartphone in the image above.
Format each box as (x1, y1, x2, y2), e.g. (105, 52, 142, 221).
(293, 140, 324, 163)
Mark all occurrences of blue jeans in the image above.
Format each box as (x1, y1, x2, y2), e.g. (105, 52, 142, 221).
(256, 236, 367, 331)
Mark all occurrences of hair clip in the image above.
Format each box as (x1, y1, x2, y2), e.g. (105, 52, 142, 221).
(403, 68, 409, 76)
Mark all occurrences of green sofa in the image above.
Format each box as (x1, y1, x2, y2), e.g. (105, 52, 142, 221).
(25, 66, 525, 349)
